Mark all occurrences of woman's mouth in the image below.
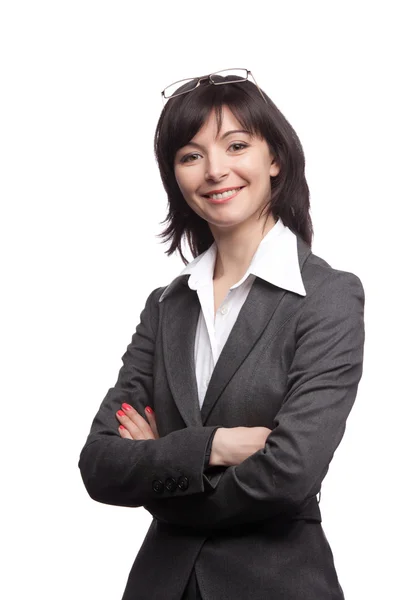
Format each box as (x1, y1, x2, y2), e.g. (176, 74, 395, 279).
(203, 186, 245, 204)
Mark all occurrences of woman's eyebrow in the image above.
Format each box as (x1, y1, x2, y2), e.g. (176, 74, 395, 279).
(184, 130, 251, 150)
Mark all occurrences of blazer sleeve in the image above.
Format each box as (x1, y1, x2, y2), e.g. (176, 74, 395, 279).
(203, 427, 220, 467)
(78, 286, 220, 508)
(142, 271, 365, 529)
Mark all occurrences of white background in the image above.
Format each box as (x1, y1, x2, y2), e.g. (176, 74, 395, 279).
(1, 1, 399, 598)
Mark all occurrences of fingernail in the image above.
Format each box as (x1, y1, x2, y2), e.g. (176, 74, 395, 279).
(122, 403, 132, 411)
(117, 410, 125, 416)
(119, 425, 125, 430)
(145, 406, 153, 414)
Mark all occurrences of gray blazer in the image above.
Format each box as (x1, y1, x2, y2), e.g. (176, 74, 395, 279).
(78, 234, 365, 600)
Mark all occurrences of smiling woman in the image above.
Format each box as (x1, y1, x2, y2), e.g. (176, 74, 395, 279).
(173, 108, 280, 248)
(78, 68, 365, 600)
(154, 70, 312, 261)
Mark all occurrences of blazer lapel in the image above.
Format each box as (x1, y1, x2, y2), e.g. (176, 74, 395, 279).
(200, 279, 287, 423)
(161, 284, 203, 427)
(161, 235, 312, 427)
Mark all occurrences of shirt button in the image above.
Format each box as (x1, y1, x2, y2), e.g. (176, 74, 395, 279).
(220, 305, 228, 315)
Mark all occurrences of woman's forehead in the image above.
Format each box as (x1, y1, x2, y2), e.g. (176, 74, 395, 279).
(202, 105, 244, 130)
(192, 105, 261, 140)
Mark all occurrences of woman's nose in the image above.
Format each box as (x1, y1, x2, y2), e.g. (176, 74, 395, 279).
(204, 154, 229, 181)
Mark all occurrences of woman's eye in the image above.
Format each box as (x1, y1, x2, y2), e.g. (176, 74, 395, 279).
(180, 143, 248, 164)
(181, 153, 201, 163)
(230, 143, 248, 151)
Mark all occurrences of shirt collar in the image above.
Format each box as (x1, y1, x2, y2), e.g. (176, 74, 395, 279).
(159, 217, 306, 302)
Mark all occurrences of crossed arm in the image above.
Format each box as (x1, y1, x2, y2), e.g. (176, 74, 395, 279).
(78, 272, 365, 530)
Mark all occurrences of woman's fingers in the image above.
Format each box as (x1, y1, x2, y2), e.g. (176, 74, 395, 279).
(118, 424, 134, 439)
(116, 403, 158, 440)
(144, 406, 159, 439)
(116, 409, 146, 438)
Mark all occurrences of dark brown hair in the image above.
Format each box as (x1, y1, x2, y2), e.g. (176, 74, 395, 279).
(154, 74, 313, 265)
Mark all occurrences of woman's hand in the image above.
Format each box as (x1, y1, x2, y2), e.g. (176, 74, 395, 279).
(210, 426, 272, 467)
(116, 403, 159, 440)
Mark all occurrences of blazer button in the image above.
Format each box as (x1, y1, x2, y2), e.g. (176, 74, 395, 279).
(165, 477, 177, 492)
(177, 475, 189, 491)
(152, 479, 164, 494)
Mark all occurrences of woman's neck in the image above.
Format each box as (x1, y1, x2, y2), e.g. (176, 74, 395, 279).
(212, 213, 277, 282)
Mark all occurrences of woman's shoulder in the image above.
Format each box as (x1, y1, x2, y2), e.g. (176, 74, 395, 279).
(301, 247, 364, 302)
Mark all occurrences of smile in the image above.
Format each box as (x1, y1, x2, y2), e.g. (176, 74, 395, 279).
(203, 186, 245, 204)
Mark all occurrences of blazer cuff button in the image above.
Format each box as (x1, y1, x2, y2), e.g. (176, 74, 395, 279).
(165, 477, 177, 492)
(152, 479, 164, 494)
(177, 475, 189, 491)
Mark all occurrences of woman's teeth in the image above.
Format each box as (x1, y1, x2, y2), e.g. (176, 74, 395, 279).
(207, 187, 242, 200)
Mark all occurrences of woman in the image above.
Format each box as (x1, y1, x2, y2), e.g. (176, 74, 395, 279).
(78, 69, 365, 599)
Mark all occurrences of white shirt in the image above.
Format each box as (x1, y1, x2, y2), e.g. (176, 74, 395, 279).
(164, 217, 307, 409)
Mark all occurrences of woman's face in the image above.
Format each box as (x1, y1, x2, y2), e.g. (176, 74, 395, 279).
(173, 105, 280, 236)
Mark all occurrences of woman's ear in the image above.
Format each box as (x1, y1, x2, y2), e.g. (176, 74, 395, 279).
(270, 159, 280, 177)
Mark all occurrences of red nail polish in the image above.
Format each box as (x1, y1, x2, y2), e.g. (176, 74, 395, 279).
(122, 403, 132, 411)
(119, 425, 125, 430)
(117, 410, 125, 416)
(145, 406, 153, 414)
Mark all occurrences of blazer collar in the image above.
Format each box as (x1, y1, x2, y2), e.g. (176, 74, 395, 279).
(159, 233, 312, 427)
